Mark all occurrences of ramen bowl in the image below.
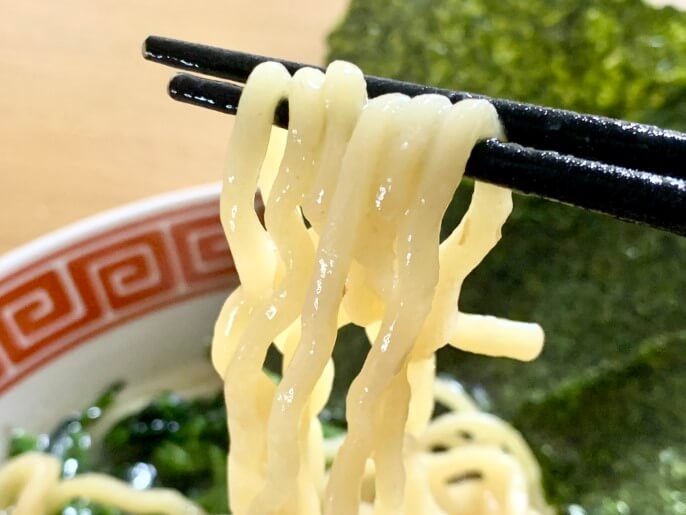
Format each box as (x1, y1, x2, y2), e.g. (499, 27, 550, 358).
(0, 184, 234, 456)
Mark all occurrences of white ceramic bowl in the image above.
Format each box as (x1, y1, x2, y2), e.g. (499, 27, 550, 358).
(0, 184, 236, 456)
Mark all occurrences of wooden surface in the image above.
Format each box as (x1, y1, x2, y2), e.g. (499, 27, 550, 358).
(0, 0, 348, 253)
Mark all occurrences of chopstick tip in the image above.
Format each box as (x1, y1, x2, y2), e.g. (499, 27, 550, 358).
(167, 73, 186, 99)
(142, 35, 156, 60)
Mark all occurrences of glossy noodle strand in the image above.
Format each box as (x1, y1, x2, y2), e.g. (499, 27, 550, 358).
(0, 61, 550, 515)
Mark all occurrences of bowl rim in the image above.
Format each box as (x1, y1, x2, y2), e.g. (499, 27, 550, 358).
(0, 182, 231, 396)
(0, 182, 221, 277)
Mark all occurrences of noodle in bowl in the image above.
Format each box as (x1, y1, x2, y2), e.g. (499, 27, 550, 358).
(1, 61, 553, 515)
(0, 185, 229, 462)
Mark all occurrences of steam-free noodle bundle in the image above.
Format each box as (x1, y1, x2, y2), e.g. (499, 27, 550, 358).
(0, 61, 551, 515)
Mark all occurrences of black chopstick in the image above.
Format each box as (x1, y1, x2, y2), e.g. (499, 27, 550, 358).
(144, 35, 686, 180)
(167, 73, 686, 237)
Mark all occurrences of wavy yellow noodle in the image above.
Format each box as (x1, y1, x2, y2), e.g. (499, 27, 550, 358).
(0, 60, 552, 515)
(0, 453, 201, 515)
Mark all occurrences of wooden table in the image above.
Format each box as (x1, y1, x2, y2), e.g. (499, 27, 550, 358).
(0, 0, 347, 253)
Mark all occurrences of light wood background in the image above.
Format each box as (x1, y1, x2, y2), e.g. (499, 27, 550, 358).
(0, 0, 348, 253)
